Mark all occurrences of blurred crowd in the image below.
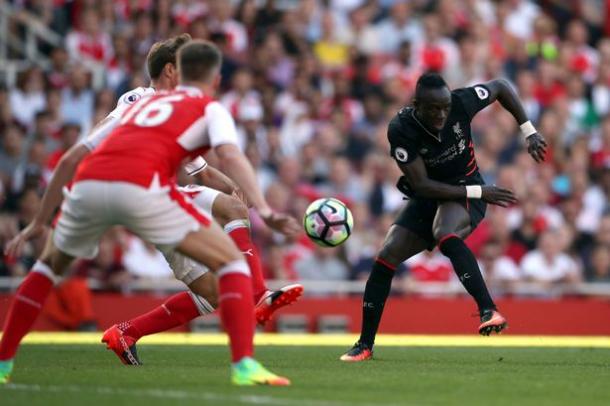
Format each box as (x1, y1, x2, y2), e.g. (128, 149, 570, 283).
(1, 0, 610, 297)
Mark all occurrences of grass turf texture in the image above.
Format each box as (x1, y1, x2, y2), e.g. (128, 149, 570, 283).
(2, 341, 610, 406)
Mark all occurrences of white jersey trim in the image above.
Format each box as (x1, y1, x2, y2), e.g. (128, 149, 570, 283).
(184, 156, 208, 176)
(204, 101, 239, 148)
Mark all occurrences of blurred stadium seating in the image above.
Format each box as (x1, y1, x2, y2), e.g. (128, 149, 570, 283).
(1, 0, 610, 332)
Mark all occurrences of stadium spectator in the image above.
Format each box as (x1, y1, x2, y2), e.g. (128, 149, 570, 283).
(65, 7, 114, 67)
(521, 229, 582, 287)
(588, 244, 610, 282)
(60, 66, 94, 136)
(478, 239, 521, 292)
(294, 245, 349, 282)
(8, 68, 47, 129)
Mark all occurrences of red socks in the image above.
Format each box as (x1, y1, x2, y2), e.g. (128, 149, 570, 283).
(226, 221, 267, 302)
(217, 260, 254, 362)
(0, 261, 55, 360)
(118, 291, 205, 340)
(118, 260, 255, 363)
(116, 220, 265, 348)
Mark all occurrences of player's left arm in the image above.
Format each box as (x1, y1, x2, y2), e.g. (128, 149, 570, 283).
(483, 79, 548, 163)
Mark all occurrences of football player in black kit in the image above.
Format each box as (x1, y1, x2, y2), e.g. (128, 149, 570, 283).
(340, 73, 547, 362)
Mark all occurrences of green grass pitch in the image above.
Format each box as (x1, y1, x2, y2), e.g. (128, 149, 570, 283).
(2, 344, 610, 406)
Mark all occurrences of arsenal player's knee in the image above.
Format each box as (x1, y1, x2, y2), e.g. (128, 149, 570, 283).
(188, 273, 219, 308)
(212, 194, 249, 227)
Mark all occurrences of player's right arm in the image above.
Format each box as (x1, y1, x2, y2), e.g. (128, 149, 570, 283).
(397, 157, 517, 207)
(215, 143, 298, 234)
(204, 102, 299, 236)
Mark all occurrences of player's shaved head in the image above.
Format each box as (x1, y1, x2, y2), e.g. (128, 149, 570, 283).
(413, 72, 452, 132)
(146, 33, 192, 80)
(178, 40, 222, 84)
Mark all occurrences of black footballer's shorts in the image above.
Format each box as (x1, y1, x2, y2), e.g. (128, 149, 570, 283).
(393, 197, 487, 250)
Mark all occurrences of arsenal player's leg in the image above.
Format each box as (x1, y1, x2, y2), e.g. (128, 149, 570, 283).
(103, 189, 303, 365)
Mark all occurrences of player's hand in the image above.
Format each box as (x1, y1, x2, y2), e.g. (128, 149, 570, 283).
(526, 133, 547, 163)
(481, 185, 518, 208)
(4, 220, 47, 258)
(261, 212, 301, 237)
(231, 188, 251, 208)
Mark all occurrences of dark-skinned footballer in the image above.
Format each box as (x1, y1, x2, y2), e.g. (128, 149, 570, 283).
(341, 73, 548, 362)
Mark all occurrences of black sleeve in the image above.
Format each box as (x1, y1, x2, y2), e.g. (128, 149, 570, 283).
(453, 84, 494, 120)
(387, 115, 418, 165)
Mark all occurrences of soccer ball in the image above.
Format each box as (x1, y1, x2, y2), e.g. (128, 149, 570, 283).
(303, 198, 353, 247)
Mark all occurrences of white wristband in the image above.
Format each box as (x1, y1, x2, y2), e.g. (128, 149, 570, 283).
(466, 185, 482, 199)
(520, 120, 537, 138)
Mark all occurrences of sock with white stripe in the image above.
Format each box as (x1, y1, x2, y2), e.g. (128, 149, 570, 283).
(217, 260, 254, 362)
(118, 290, 206, 340)
(0, 261, 56, 360)
(225, 220, 268, 303)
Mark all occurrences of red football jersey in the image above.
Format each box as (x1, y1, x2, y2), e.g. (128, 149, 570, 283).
(74, 85, 238, 187)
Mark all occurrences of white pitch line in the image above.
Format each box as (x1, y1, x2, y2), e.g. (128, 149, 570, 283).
(2, 383, 412, 406)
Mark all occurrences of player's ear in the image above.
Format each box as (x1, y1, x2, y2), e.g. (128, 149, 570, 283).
(164, 63, 175, 78)
(213, 74, 221, 91)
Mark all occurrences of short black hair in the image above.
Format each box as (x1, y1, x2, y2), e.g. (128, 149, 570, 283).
(178, 40, 222, 83)
(146, 33, 192, 80)
(415, 72, 449, 99)
(415, 72, 448, 97)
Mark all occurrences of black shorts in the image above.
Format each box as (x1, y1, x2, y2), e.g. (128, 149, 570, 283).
(393, 197, 487, 250)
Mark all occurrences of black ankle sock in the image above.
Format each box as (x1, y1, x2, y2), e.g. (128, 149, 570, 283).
(439, 235, 496, 312)
(359, 260, 395, 347)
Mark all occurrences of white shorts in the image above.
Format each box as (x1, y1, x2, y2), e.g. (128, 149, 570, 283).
(160, 247, 209, 285)
(54, 180, 212, 260)
(178, 184, 221, 215)
(159, 184, 223, 283)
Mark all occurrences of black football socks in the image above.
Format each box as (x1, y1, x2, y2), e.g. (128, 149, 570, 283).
(359, 259, 395, 347)
(439, 235, 495, 312)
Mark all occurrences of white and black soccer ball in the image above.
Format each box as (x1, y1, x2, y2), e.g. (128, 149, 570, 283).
(303, 198, 354, 247)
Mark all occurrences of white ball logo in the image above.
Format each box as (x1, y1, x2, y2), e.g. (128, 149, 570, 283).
(474, 86, 489, 100)
(394, 147, 409, 162)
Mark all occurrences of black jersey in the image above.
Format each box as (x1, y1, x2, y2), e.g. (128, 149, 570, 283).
(387, 84, 493, 195)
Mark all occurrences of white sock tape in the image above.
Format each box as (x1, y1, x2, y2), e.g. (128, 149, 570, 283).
(188, 291, 216, 314)
(466, 185, 482, 199)
(217, 259, 250, 278)
(31, 260, 59, 285)
(223, 219, 250, 234)
(520, 120, 537, 138)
